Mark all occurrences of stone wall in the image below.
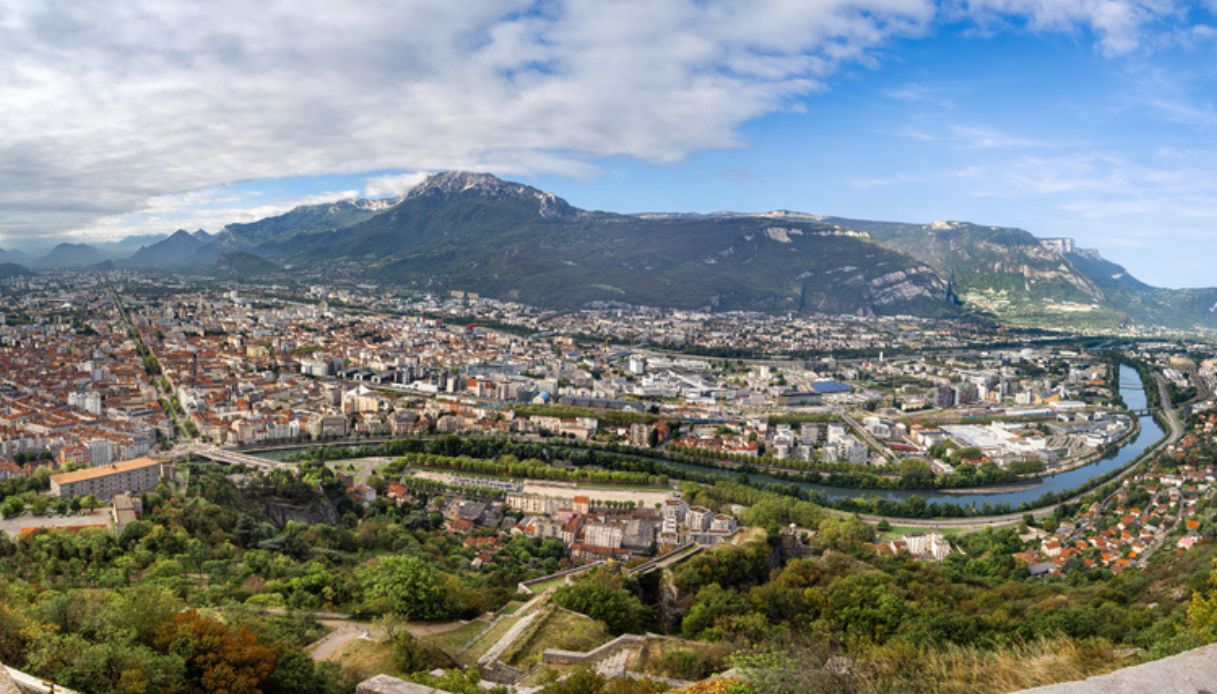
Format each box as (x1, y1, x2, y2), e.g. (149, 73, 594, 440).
(1, 665, 83, 694)
(542, 633, 647, 665)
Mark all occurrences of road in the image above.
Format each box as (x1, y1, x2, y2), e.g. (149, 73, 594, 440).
(839, 410, 899, 465)
(109, 285, 193, 443)
(0, 510, 112, 538)
(1155, 374, 1184, 441)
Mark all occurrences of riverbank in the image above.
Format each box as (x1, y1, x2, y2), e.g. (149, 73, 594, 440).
(236, 365, 1166, 521)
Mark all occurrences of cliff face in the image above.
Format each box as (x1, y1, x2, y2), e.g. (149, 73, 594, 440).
(262, 496, 340, 528)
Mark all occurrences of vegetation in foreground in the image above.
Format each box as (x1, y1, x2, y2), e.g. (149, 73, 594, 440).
(1, 447, 1216, 693)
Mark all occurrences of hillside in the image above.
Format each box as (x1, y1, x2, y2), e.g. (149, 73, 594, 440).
(816, 218, 1120, 327)
(1063, 249, 1217, 330)
(125, 229, 211, 267)
(287, 172, 958, 316)
(0, 262, 32, 279)
(16, 172, 1217, 328)
(214, 251, 281, 277)
(34, 242, 109, 268)
(814, 216, 1217, 330)
(192, 198, 395, 264)
(0, 248, 31, 265)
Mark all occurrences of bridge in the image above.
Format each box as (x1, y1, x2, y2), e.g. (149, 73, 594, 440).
(179, 444, 291, 473)
(625, 542, 702, 577)
(1130, 408, 1151, 417)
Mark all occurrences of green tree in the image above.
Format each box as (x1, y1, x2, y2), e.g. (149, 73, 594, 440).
(899, 458, 934, 487)
(1, 496, 24, 519)
(553, 571, 648, 635)
(359, 554, 451, 620)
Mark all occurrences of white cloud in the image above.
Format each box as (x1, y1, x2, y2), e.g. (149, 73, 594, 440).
(0, 0, 1203, 247)
(64, 188, 362, 245)
(946, 0, 1180, 56)
(0, 0, 941, 245)
(362, 172, 432, 199)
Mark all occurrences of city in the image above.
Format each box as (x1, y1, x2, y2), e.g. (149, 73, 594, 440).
(6, 3, 1217, 693)
(3, 268, 1217, 693)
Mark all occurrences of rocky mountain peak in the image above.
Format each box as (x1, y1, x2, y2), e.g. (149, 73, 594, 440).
(409, 171, 575, 218)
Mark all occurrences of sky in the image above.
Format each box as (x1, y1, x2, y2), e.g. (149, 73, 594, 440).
(3, 1, 1217, 286)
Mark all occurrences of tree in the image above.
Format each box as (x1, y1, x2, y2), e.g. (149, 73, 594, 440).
(80, 494, 100, 513)
(1008, 459, 1046, 475)
(0, 496, 24, 519)
(899, 459, 934, 488)
(359, 554, 451, 620)
(1188, 561, 1217, 641)
(0, 603, 32, 666)
(553, 571, 649, 635)
(681, 583, 748, 638)
(106, 584, 184, 647)
(391, 631, 451, 674)
(154, 610, 277, 694)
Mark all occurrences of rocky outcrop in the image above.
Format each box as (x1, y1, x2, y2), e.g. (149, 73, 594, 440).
(866, 267, 952, 307)
(262, 496, 340, 528)
(355, 674, 451, 694)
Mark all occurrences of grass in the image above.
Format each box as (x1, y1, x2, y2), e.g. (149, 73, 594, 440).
(524, 575, 577, 595)
(420, 619, 490, 658)
(638, 637, 731, 682)
(497, 600, 527, 615)
(332, 639, 397, 681)
(860, 637, 1126, 694)
(460, 611, 528, 666)
(877, 524, 936, 542)
(503, 608, 611, 668)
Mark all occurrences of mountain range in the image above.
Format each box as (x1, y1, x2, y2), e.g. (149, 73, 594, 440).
(4, 171, 1214, 330)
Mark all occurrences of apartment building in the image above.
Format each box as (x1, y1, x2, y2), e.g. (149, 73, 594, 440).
(49, 457, 165, 500)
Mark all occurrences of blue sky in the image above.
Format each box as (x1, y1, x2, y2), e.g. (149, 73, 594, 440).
(3, 1, 1217, 287)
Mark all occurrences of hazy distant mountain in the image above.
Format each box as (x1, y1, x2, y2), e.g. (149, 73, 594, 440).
(0, 262, 33, 279)
(36, 242, 109, 268)
(0, 248, 31, 265)
(94, 234, 168, 257)
(1063, 247, 1217, 329)
(125, 229, 209, 267)
(185, 199, 392, 266)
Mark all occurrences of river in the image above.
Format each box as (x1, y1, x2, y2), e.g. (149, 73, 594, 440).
(665, 363, 1162, 509)
(251, 365, 1161, 511)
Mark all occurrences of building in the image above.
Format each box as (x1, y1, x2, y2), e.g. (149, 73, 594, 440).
(903, 532, 952, 561)
(110, 492, 140, 534)
(686, 506, 712, 531)
(49, 457, 165, 500)
(583, 521, 624, 549)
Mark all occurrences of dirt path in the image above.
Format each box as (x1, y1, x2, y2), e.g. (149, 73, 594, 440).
(308, 624, 374, 661)
(305, 618, 469, 662)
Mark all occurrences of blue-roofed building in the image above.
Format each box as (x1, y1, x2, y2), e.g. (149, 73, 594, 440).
(811, 380, 852, 395)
